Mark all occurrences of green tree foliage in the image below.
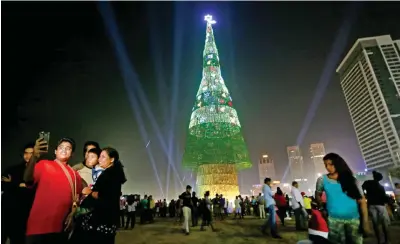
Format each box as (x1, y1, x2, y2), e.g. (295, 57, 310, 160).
(182, 16, 252, 171)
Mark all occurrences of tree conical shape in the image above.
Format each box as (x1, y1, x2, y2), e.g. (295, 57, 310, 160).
(182, 16, 252, 172)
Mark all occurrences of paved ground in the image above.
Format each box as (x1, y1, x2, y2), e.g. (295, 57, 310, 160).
(115, 216, 400, 244)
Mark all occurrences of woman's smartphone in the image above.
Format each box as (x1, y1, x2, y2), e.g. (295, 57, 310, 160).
(39, 131, 50, 145)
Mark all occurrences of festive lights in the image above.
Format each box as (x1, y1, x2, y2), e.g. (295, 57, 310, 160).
(197, 164, 239, 201)
(182, 15, 251, 198)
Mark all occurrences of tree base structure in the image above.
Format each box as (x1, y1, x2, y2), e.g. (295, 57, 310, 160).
(196, 164, 240, 201)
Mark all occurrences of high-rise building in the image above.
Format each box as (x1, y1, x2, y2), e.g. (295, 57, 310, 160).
(310, 143, 326, 179)
(258, 153, 276, 184)
(287, 146, 304, 181)
(336, 35, 400, 170)
(395, 40, 400, 51)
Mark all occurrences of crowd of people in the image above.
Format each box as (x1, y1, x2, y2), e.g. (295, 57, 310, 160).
(120, 152, 400, 244)
(2, 138, 400, 244)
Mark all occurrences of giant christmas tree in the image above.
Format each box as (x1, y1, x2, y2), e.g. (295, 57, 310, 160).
(182, 15, 252, 200)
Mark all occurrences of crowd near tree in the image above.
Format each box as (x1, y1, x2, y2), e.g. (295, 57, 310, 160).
(2, 138, 400, 244)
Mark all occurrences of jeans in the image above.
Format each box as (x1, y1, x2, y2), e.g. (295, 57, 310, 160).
(261, 205, 277, 235)
(369, 205, 390, 243)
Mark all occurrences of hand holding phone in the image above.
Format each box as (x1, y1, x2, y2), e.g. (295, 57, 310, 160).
(35, 131, 50, 156)
(39, 131, 50, 146)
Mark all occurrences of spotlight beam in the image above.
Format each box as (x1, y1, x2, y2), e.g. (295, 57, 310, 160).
(281, 2, 362, 182)
(147, 5, 168, 121)
(166, 163, 171, 199)
(167, 2, 184, 194)
(97, 2, 184, 188)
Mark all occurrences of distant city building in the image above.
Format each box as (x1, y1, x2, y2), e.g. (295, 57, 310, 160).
(310, 143, 326, 179)
(336, 35, 400, 170)
(258, 153, 276, 184)
(287, 146, 304, 181)
(251, 184, 262, 196)
(354, 171, 373, 184)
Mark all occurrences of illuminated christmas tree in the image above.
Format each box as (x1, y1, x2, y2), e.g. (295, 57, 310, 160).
(182, 15, 252, 200)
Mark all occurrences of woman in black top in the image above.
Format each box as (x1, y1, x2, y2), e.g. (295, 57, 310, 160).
(76, 147, 126, 244)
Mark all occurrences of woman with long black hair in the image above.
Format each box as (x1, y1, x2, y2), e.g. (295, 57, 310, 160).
(75, 147, 127, 244)
(315, 153, 371, 244)
(274, 187, 287, 226)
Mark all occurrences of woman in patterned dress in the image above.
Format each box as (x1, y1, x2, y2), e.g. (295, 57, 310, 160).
(77, 147, 127, 244)
(315, 153, 371, 244)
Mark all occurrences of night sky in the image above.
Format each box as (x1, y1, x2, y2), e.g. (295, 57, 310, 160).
(2, 2, 400, 198)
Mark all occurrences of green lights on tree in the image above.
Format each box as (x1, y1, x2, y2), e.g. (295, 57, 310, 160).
(182, 15, 252, 171)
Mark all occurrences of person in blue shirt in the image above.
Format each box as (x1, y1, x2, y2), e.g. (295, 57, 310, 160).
(261, 177, 282, 239)
(315, 153, 371, 244)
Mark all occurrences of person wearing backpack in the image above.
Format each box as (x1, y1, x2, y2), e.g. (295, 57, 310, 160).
(257, 193, 266, 219)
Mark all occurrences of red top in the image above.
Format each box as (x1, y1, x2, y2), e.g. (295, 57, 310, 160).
(309, 209, 329, 232)
(274, 193, 286, 207)
(26, 160, 82, 235)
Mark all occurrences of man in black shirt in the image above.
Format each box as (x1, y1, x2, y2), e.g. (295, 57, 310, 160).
(362, 171, 390, 244)
(1, 143, 36, 244)
(191, 191, 199, 227)
(179, 185, 193, 235)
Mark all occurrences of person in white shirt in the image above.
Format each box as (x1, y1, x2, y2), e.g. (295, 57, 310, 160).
(234, 196, 242, 219)
(291, 181, 307, 230)
(224, 197, 229, 216)
(257, 193, 266, 219)
(125, 195, 137, 229)
(261, 178, 281, 239)
(119, 194, 127, 228)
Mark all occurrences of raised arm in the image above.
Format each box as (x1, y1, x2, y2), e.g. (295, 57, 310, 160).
(24, 138, 48, 183)
(23, 155, 39, 183)
(356, 180, 371, 234)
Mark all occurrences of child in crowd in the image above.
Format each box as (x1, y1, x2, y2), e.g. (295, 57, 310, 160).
(308, 201, 330, 244)
(76, 148, 103, 215)
(91, 163, 105, 186)
(297, 201, 330, 244)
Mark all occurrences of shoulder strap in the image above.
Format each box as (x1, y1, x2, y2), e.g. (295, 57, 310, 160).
(55, 161, 77, 204)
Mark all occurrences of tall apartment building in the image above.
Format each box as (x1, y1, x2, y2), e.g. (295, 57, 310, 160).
(258, 153, 276, 184)
(310, 143, 326, 178)
(287, 146, 304, 181)
(336, 35, 400, 170)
